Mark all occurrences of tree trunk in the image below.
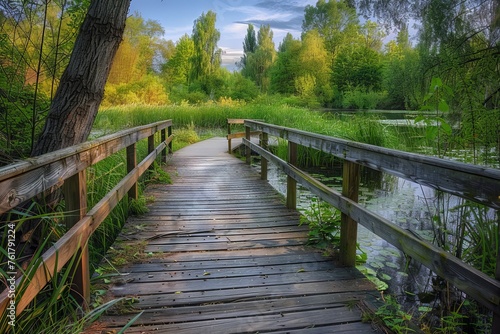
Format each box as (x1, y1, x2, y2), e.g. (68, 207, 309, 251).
(19, 0, 130, 253)
(31, 0, 131, 156)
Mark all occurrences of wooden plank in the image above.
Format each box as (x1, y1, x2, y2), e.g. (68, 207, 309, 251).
(227, 118, 245, 124)
(126, 246, 322, 263)
(96, 292, 369, 326)
(112, 263, 362, 285)
(121, 278, 376, 308)
(118, 256, 335, 274)
(111, 306, 368, 334)
(110, 271, 370, 297)
(227, 131, 261, 140)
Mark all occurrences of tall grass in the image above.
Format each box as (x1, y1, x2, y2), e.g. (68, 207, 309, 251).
(96, 100, 409, 151)
(0, 207, 119, 333)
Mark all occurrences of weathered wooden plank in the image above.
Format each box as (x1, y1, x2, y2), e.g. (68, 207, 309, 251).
(145, 238, 308, 252)
(111, 306, 369, 334)
(120, 278, 376, 308)
(96, 292, 369, 326)
(227, 118, 246, 124)
(118, 246, 326, 272)
(62, 171, 90, 307)
(120, 226, 310, 241)
(227, 131, 261, 140)
(130, 211, 300, 221)
(123, 222, 305, 234)
(144, 231, 309, 246)
(113, 263, 360, 285)
(118, 255, 334, 273)
(111, 271, 367, 298)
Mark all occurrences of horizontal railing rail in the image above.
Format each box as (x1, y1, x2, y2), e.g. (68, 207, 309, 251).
(242, 120, 500, 331)
(0, 120, 173, 317)
(226, 118, 261, 153)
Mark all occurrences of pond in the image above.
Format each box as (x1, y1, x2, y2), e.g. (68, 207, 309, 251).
(250, 157, 497, 311)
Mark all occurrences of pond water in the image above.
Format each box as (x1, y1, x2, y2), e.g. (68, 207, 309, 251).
(250, 156, 497, 310)
(254, 162, 431, 297)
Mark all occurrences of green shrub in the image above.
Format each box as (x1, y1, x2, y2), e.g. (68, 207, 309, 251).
(342, 88, 387, 109)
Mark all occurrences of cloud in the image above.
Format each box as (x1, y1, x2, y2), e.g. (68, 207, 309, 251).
(234, 0, 316, 35)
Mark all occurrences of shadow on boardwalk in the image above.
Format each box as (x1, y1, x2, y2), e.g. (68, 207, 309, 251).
(84, 137, 382, 333)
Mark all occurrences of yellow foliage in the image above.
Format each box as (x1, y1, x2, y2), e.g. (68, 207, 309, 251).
(217, 96, 246, 107)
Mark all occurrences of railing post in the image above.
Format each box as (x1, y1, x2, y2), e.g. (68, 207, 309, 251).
(494, 221, 500, 333)
(287, 141, 297, 210)
(168, 124, 173, 154)
(260, 132, 268, 181)
(161, 128, 167, 163)
(245, 125, 251, 164)
(340, 160, 360, 267)
(148, 133, 155, 170)
(227, 120, 232, 153)
(126, 143, 138, 200)
(62, 171, 90, 308)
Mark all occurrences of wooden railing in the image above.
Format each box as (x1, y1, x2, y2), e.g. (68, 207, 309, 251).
(226, 119, 261, 153)
(242, 120, 500, 331)
(0, 120, 173, 317)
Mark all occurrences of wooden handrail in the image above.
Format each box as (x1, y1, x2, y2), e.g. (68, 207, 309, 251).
(226, 119, 261, 153)
(0, 120, 173, 317)
(245, 120, 500, 210)
(242, 120, 500, 330)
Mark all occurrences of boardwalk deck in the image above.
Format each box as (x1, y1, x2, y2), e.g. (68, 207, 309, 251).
(85, 137, 381, 333)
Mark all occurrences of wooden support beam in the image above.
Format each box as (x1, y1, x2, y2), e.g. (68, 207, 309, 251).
(245, 126, 251, 164)
(126, 143, 138, 201)
(494, 218, 500, 334)
(62, 171, 90, 308)
(287, 141, 297, 210)
(260, 132, 268, 181)
(161, 128, 167, 163)
(148, 134, 155, 170)
(168, 125, 173, 154)
(340, 160, 360, 267)
(228, 121, 232, 153)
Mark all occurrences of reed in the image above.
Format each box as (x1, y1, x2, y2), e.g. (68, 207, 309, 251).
(95, 101, 404, 169)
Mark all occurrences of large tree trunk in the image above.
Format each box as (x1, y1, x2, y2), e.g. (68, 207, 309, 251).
(31, 0, 131, 156)
(19, 0, 130, 253)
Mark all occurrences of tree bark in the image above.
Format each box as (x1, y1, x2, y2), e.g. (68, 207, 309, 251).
(31, 0, 131, 156)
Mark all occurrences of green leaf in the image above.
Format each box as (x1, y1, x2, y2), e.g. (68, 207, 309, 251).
(426, 126, 438, 140)
(438, 99, 449, 112)
(414, 115, 424, 122)
(431, 77, 443, 89)
(440, 120, 452, 135)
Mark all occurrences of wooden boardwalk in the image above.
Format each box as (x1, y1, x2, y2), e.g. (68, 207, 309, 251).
(86, 138, 381, 333)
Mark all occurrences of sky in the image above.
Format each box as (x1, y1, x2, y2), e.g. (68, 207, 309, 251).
(128, 0, 317, 70)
